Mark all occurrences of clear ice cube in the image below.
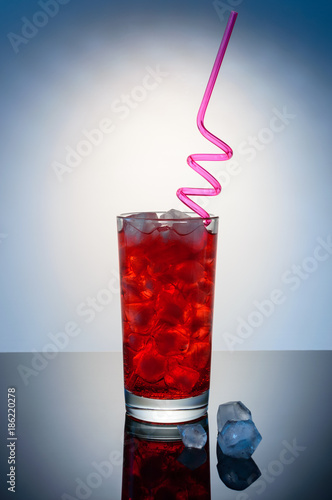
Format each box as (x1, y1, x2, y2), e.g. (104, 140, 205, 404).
(160, 209, 204, 234)
(161, 208, 206, 240)
(217, 420, 262, 459)
(217, 401, 252, 434)
(165, 363, 200, 392)
(123, 212, 159, 245)
(177, 423, 207, 449)
(159, 209, 189, 239)
(160, 209, 188, 220)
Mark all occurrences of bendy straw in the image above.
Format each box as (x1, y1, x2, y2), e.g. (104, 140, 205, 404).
(177, 11, 238, 224)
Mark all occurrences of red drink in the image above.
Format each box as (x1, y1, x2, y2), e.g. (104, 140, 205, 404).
(121, 415, 211, 500)
(118, 212, 217, 409)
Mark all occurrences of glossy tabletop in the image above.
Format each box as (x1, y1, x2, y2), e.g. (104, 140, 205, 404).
(0, 351, 331, 499)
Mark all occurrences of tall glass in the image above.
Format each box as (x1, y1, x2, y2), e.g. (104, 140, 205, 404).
(117, 212, 218, 422)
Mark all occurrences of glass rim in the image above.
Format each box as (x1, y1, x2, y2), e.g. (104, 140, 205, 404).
(117, 211, 218, 221)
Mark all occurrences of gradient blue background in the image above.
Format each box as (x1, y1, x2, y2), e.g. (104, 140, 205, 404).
(1, 0, 331, 351)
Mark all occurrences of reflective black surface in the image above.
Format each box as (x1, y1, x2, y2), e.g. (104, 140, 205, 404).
(122, 414, 210, 499)
(0, 351, 331, 499)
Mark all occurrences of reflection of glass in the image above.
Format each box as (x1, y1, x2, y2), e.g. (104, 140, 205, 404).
(117, 213, 218, 422)
(121, 415, 211, 499)
(217, 442, 261, 491)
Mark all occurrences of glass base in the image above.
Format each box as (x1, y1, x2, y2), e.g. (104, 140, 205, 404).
(124, 389, 209, 423)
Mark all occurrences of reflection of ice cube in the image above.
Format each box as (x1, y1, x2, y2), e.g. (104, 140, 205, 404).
(217, 444, 261, 490)
(217, 401, 251, 433)
(177, 423, 207, 449)
(217, 420, 262, 459)
(178, 447, 207, 470)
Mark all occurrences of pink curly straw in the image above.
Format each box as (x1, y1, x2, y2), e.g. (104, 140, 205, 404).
(177, 11, 238, 224)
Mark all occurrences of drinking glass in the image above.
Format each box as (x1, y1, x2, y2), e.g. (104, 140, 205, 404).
(117, 212, 218, 422)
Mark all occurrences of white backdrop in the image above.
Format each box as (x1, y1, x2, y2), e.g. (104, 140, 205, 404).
(1, 0, 331, 352)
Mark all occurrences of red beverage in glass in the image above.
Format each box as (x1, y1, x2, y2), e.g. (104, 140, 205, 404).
(121, 415, 211, 500)
(117, 212, 218, 422)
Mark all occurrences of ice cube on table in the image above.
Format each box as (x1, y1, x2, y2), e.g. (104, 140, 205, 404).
(177, 423, 207, 449)
(217, 401, 252, 433)
(217, 420, 262, 459)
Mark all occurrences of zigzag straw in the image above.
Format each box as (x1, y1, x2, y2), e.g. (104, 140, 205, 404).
(177, 11, 238, 225)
